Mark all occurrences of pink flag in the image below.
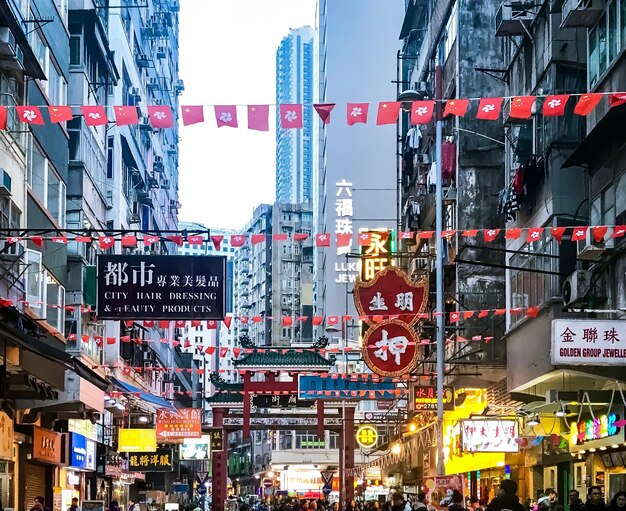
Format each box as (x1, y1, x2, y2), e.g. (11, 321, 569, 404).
(347, 102, 369, 125)
(147, 106, 173, 128)
(279, 104, 303, 129)
(248, 105, 269, 131)
(214, 105, 238, 128)
(181, 105, 204, 126)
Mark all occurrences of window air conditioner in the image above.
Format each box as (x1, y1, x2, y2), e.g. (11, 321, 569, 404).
(577, 228, 614, 261)
(561, 0, 605, 28)
(562, 270, 592, 307)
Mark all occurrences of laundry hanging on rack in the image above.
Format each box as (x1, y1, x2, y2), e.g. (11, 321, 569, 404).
(441, 140, 456, 185)
(403, 197, 422, 230)
(498, 182, 520, 222)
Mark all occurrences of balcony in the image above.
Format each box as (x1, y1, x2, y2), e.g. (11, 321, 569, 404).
(495, 1, 535, 37)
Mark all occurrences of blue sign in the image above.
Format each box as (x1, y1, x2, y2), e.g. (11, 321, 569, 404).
(70, 433, 88, 469)
(298, 375, 396, 400)
(322, 484, 332, 495)
(197, 486, 207, 495)
(172, 483, 190, 493)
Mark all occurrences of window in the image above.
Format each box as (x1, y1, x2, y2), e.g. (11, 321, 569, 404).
(55, 0, 68, 24)
(442, 2, 458, 60)
(278, 430, 293, 450)
(588, 0, 626, 87)
(46, 270, 65, 331)
(591, 186, 616, 226)
(328, 432, 339, 449)
(24, 252, 65, 331)
(69, 35, 81, 65)
(616, 173, 626, 224)
(28, 140, 66, 226)
(0, 197, 21, 230)
(25, 250, 42, 306)
(295, 431, 326, 449)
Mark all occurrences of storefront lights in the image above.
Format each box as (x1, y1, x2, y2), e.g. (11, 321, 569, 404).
(527, 415, 540, 426)
(391, 442, 402, 455)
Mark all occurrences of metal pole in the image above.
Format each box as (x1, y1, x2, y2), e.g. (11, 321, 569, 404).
(435, 49, 445, 476)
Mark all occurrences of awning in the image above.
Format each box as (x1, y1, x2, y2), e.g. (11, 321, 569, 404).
(562, 103, 626, 168)
(110, 377, 177, 411)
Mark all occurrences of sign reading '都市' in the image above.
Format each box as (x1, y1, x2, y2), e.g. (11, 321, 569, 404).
(96, 255, 226, 319)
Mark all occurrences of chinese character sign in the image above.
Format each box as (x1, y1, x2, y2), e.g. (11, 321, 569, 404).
(551, 319, 626, 366)
(127, 448, 174, 472)
(413, 386, 455, 412)
(360, 230, 393, 282)
(156, 408, 202, 441)
(362, 319, 419, 377)
(461, 420, 519, 453)
(97, 255, 226, 319)
(354, 267, 428, 324)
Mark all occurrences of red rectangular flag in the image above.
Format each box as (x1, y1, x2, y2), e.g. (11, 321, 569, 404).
(410, 101, 435, 124)
(214, 105, 238, 128)
(0, 106, 6, 130)
(574, 93, 603, 116)
(280, 104, 303, 129)
(114, 106, 139, 126)
(443, 99, 469, 117)
(315, 234, 331, 247)
(81, 106, 108, 126)
(347, 103, 369, 125)
(248, 105, 269, 131)
(17, 106, 44, 125)
(476, 97, 503, 120)
(48, 106, 73, 123)
(542, 95, 569, 117)
(376, 102, 400, 125)
(509, 96, 535, 119)
(147, 106, 173, 128)
(181, 105, 204, 126)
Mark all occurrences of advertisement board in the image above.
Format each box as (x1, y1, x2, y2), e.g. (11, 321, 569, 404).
(97, 255, 226, 319)
(32, 426, 62, 464)
(180, 436, 211, 460)
(413, 386, 455, 412)
(156, 409, 202, 441)
(127, 448, 174, 472)
(551, 319, 626, 365)
(461, 419, 519, 453)
(298, 375, 396, 400)
(118, 429, 157, 453)
(69, 433, 96, 471)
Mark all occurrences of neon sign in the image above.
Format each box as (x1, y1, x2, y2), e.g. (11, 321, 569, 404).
(569, 413, 620, 445)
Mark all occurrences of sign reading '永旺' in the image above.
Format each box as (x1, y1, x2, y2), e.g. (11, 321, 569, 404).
(97, 255, 226, 319)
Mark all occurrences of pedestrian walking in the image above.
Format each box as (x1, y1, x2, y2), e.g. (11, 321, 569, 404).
(567, 491, 584, 511)
(128, 500, 140, 511)
(485, 480, 525, 511)
(69, 497, 81, 511)
(608, 492, 626, 511)
(585, 487, 606, 511)
(448, 491, 465, 511)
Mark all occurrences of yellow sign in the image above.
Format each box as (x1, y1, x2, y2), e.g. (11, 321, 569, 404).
(118, 429, 157, 452)
(360, 230, 393, 281)
(356, 425, 378, 449)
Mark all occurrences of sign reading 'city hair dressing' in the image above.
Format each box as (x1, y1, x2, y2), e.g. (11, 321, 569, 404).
(96, 255, 226, 319)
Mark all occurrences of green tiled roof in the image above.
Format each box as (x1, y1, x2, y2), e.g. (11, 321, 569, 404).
(234, 350, 331, 367)
(206, 391, 243, 404)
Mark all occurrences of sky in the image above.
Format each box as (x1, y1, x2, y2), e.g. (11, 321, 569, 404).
(177, 0, 317, 230)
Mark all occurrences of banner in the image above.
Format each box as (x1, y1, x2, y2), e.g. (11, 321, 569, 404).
(156, 409, 202, 441)
(297, 375, 396, 400)
(97, 255, 226, 319)
(127, 449, 174, 472)
(118, 429, 157, 453)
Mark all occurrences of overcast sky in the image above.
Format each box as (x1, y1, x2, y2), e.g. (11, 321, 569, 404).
(177, 0, 316, 230)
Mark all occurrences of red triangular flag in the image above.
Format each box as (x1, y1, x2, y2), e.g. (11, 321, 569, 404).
(223, 316, 233, 329)
(313, 103, 335, 124)
(593, 226, 608, 243)
(147, 106, 173, 128)
(280, 104, 303, 129)
(509, 96, 535, 119)
(0, 106, 6, 130)
(443, 99, 469, 117)
(211, 235, 224, 250)
(609, 93, 626, 108)
(48, 106, 73, 123)
(205, 346, 216, 355)
(219, 347, 228, 357)
(376, 102, 401, 125)
(167, 235, 183, 246)
(543, 95, 569, 117)
(574, 94, 603, 116)
(347, 102, 369, 125)
(247, 105, 269, 131)
(181, 105, 204, 126)
(121, 235, 137, 247)
(232, 348, 241, 358)
(483, 229, 500, 242)
(476, 97, 503, 120)
(411, 100, 435, 124)
(99, 236, 115, 250)
(316, 234, 331, 247)
(31, 236, 43, 247)
(551, 226, 567, 243)
(526, 227, 544, 243)
(17, 106, 44, 125)
(571, 227, 588, 241)
(251, 234, 265, 245)
(81, 106, 108, 126)
(114, 106, 139, 126)
(214, 105, 238, 128)
(230, 234, 246, 247)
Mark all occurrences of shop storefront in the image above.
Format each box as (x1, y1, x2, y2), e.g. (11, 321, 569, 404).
(0, 411, 15, 510)
(63, 432, 97, 505)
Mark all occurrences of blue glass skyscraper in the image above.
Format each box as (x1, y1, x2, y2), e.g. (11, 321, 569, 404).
(276, 27, 314, 204)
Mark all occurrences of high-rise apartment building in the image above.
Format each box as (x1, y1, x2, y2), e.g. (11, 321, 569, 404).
(275, 26, 314, 204)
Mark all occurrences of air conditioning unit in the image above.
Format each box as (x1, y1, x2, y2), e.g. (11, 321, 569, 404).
(495, 1, 536, 36)
(562, 270, 592, 307)
(128, 201, 141, 224)
(0, 169, 11, 196)
(577, 228, 614, 261)
(130, 87, 140, 96)
(169, 199, 178, 210)
(561, 0, 605, 28)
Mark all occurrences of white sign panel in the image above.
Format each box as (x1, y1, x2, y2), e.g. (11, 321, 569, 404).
(461, 420, 519, 453)
(551, 319, 626, 365)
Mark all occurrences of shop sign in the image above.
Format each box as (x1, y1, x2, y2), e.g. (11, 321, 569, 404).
(69, 433, 96, 471)
(356, 425, 378, 449)
(223, 417, 342, 427)
(298, 375, 396, 400)
(354, 267, 428, 325)
(334, 179, 357, 283)
(359, 230, 393, 282)
(361, 319, 419, 377)
(461, 419, 519, 453)
(127, 448, 173, 472)
(551, 319, 626, 365)
(180, 435, 211, 460)
(118, 429, 157, 453)
(156, 408, 202, 441)
(105, 464, 122, 478)
(67, 472, 80, 486)
(32, 426, 62, 464)
(97, 254, 226, 319)
(0, 411, 14, 460)
(207, 428, 223, 451)
(283, 470, 324, 491)
(570, 413, 621, 445)
(251, 394, 313, 409)
(68, 419, 99, 443)
(413, 386, 455, 412)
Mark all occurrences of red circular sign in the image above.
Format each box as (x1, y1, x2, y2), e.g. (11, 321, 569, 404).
(263, 478, 273, 488)
(362, 319, 419, 377)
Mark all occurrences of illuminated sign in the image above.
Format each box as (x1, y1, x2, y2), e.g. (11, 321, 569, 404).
(180, 435, 211, 460)
(334, 178, 358, 284)
(461, 420, 519, 453)
(118, 429, 157, 453)
(156, 408, 202, 441)
(356, 424, 379, 449)
(569, 414, 620, 445)
(413, 385, 455, 412)
(359, 230, 393, 281)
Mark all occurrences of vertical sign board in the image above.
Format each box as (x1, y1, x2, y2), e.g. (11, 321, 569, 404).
(359, 230, 394, 282)
(97, 255, 226, 319)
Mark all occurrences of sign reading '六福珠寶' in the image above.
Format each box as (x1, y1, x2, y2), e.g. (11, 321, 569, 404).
(96, 255, 226, 319)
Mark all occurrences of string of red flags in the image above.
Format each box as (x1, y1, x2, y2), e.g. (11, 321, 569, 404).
(1, 92, 625, 130)
(1, 224, 624, 251)
(108, 388, 415, 399)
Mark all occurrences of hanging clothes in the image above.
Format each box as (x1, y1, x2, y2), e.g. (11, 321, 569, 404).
(403, 198, 422, 230)
(427, 161, 437, 193)
(406, 127, 422, 151)
(441, 140, 456, 185)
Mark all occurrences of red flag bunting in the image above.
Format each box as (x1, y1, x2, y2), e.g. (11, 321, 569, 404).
(167, 235, 183, 246)
(181, 105, 204, 126)
(214, 105, 238, 128)
(509, 96, 535, 119)
(0, 106, 6, 130)
(316, 234, 330, 247)
(593, 226, 608, 242)
(121, 235, 137, 247)
(272, 233, 288, 241)
(450, 312, 461, 323)
(347, 102, 369, 125)
(613, 226, 626, 238)
(336, 233, 351, 247)
(551, 227, 567, 243)
(574, 94, 603, 116)
(313, 103, 335, 124)
(81, 106, 108, 126)
(542, 95, 569, 117)
(99, 236, 115, 250)
(17, 106, 44, 125)
(144, 235, 160, 246)
(210, 235, 224, 250)
(251, 234, 265, 245)
(609, 93, 626, 108)
(49, 106, 73, 123)
(483, 229, 500, 242)
(376, 102, 401, 125)
(143, 320, 154, 327)
(186, 235, 203, 246)
(571, 227, 588, 241)
(223, 316, 233, 329)
(230, 235, 246, 247)
(505, 228, 522, 240)
(443, 99, 469, 117)
(147, 106, 173, 128)
(526, 307, 539, 317)
(207, 320, 217, 329)
(158, 321, 169, 328)
(410, 100, 435, 124)
(31, 236, 43, 247)
(114, 106, 139, 126)
(294, 233, 309, 241)
(248, 105, 269, 131)
(476, 97, 503, 120)
(282, 316, 293, 326)
(219, 347, 228, 357)
(357, 233, 372, 246)
(280, 104, 303, 129)
(462, 230, 478, 237)
(526, 227, 544, 243)
(399, 231, 414, 240)
(51, 236, 68, 244)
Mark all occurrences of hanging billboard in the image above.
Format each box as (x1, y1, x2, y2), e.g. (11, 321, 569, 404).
(96, 255, 226, 319)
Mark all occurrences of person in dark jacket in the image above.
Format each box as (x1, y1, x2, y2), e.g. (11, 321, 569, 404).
(537, 494, 551, 511)
(486, 479, 526, 511)
(585, 486, 605, 511)
(448, 491, 465, 511)
(546, 489, 564, 511)
(608, 492, 626, 511)
(568, 490, 585, 511)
